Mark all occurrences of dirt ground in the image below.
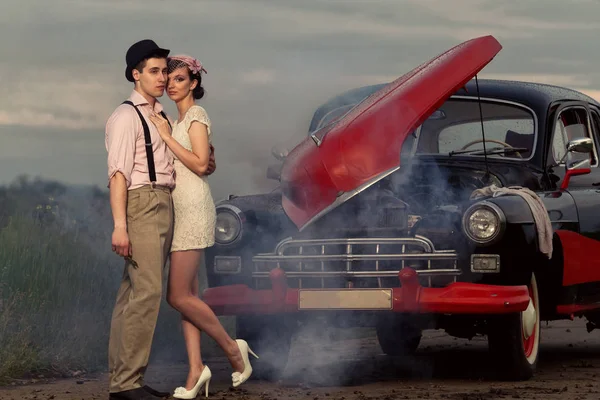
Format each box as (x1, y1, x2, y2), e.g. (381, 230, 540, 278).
(2, 318, 600, 400)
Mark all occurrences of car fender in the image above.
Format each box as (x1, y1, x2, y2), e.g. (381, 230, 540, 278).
(474, 191, 577, 253)
(482, 190, 578, 227)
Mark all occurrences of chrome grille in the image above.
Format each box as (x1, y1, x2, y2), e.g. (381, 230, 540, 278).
(252, 235, 460, 289)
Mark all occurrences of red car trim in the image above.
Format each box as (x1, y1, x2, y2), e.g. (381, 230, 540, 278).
(560, 167, 591, 190)
(202, 267, 529, 315)
(557, 303, 600, 316)
(556, 229, 600, 287)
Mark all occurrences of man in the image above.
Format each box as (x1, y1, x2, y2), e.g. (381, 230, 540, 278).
(105, 39, 216, 400)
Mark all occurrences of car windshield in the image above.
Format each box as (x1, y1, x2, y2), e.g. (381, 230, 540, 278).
(403, 98, 536, 160)
(314, 104, 355, 131)
(309, 91, 536, 161)
(309, 84, 386, 134)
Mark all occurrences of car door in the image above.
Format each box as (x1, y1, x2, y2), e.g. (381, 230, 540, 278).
(550, 102, 600, 236)
(548, 101, 600, 301)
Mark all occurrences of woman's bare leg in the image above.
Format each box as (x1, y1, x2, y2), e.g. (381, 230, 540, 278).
(180, 271, 204, 389)
(167, 249, 245, 376)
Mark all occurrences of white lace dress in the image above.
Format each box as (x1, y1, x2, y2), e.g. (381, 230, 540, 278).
(170, 105, 216, 252)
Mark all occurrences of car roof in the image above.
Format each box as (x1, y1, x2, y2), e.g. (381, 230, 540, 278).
(459, 79, 600, 111)
(309, 79, 600, 133)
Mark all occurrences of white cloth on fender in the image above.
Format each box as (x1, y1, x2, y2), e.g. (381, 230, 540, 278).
(470, 185, 553, 259)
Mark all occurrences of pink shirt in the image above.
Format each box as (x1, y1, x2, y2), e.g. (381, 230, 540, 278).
(105, 90, 175, 190)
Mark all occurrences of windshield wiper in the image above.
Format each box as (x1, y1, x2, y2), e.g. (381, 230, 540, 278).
(449, 146, 500, 156)
(472, 147, 529, 156)
(449, 147, 528, 157)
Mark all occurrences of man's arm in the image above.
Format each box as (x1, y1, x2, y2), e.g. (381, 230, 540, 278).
(206, 144, 216, 175)
(109, 172, 131, 257)
(105, 107, 137, 257)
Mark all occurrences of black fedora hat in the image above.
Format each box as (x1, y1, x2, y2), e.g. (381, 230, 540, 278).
(125, 39, 170, 82)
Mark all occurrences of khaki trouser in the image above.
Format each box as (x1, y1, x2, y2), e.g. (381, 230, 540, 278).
(108, 185, 174, 393)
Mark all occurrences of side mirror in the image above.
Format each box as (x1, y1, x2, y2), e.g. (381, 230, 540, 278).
(554, 137, 594, 169)
(266, 164, 282, 181)
(566, 137, 594, 154)
(566, 137, 593, 170)
(271, 145, 289, 162)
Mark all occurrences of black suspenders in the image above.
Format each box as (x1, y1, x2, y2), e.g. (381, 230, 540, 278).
(122, 101, 171, 183)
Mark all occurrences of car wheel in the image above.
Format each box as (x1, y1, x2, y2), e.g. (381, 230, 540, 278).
(487, 272, 540, 381)
(376, 315, 422, 357)
(235, 315, 294, 382)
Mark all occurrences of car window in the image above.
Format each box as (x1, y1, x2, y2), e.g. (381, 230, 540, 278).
(314, 104, 356, 131)
(414, 98, 536, 160)
(552, 119, 567, 163)
(308, 84, 386, 134)
(437, 119, 534, 155)
(551, 106, 597, 166)
(590, 109, 600, 144)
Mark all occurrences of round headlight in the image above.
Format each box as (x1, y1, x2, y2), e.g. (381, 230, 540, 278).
(462, 201, 505, 245)
(215, 205, 243, 245)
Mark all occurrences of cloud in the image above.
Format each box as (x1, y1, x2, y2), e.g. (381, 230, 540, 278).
(0, 109, 98, 130)
(2, 0, 600, 194)
(0, 63, 122, 130)
(240, 69, 277, 86)
(413, 0, 600, 31)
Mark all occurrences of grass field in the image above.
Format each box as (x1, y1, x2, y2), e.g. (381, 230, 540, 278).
(0, 176, 233, 384)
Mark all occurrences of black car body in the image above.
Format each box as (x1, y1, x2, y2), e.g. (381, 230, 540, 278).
(203, 36, 600, 381)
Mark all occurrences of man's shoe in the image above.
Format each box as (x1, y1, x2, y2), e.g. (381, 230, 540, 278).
(143, 385, 170, 398)
(109, 387, 162, 400)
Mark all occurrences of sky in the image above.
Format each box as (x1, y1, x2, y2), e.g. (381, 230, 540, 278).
(1, 0, 600, 201)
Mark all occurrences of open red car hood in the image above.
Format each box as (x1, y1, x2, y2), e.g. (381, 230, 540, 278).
(280, 35, 502, 230)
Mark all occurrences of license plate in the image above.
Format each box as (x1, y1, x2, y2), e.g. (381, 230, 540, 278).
(298, 289, 393, 310)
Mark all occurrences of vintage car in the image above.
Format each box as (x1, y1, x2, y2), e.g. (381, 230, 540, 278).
(203, 35, 600, 381)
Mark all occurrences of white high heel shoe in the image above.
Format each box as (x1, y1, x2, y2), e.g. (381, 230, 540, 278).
(231, 339, 259, 388)
(173, 365, 212, 399)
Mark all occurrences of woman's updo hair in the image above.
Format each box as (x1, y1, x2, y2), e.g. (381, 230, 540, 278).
(167, 58, 205, 100)
(191, 73, 205, 100)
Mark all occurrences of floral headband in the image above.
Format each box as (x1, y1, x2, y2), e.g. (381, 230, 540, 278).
(168, 54, 207, 75)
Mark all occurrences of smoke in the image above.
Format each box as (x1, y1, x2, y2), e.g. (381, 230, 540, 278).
(225, 91, 510, 386)
(0, 9, 507, 386)
(280, 325, 437, 387)
(201, 67, 372, 201)
(3, 0, 598, 390)
(0, 89, 497, 386)
(242, 162, 485, 386)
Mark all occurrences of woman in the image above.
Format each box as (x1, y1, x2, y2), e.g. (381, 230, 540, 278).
(149, 55, 258, 399)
